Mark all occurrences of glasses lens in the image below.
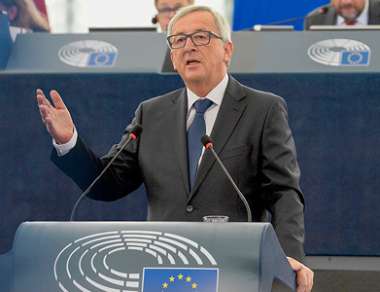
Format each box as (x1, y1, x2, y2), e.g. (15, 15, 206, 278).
(158, 5, 181, 15)
(192, 31, 210, 46)
(168, 31, 214, 49)
(169, 35, 187, 48)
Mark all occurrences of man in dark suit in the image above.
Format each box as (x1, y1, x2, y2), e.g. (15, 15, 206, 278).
(304, 0, 380, 29)
(36, 5, 313, 291)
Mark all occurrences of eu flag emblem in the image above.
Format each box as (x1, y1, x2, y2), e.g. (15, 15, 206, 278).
(87, 52, 117, 67)
(142, 268, 218, 291)
(341, 51, 370, 66)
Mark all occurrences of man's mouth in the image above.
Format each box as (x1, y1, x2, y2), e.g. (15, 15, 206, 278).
(186, 59, 201, 65)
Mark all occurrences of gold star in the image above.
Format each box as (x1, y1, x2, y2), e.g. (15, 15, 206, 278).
(192, 282, 198, 289)
(178, 273, 184, 280)
(169, 276, 175, 282)
(162, 282, 169, 288)
(186, 276, 192, 282)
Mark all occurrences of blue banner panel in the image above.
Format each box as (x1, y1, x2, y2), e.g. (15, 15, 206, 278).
(142, 268, 218, 292)
(233, 0, 329, 30)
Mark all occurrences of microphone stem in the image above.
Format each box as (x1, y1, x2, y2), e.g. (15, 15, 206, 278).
(69, 135, 134, 221)
(210, 147, 252, 222)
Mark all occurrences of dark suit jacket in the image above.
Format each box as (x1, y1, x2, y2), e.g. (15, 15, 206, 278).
(52, 76, 305, 261)
(304, 0, 380, 30)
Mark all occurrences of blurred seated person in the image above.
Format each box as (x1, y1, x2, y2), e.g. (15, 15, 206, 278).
(0, 10, 12, 68)
(152, 0, 194, 31)
(304, 0, 380, 29)
(0, 0, 50, 33)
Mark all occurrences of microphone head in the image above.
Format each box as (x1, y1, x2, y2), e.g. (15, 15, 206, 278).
(131, 124, 143, 135)
(129, 124, 143, 140)
(201, 135, 213, 149)
(152, 15, 158, 24)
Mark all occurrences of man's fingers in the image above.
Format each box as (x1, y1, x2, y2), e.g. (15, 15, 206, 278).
(38, 104, 52, 122)
(296, 267, 313, 292)
(287, 257, 314, 292)
(36, 88, 44, 98)
(306, 267, 314, 291)
(296, 270, 308, 292)
(36, 89, 53, 108)
(50, 90, 67, 110)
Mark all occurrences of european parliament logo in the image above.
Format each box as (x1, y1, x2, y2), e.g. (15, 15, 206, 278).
(341, 51, 369, 66)
(308, 39, 371, 67)
(58, 40, 118, 68)
(53, 230, 219, 292)
(88, 52, 117, 66)
(142, 268, 218, 291)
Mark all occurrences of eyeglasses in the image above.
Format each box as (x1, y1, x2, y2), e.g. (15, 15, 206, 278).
(157, 5, 183, 16)
(167, 30, 223, 49)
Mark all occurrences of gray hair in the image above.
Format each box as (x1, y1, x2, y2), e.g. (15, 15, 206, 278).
(167, 5, 231, 42)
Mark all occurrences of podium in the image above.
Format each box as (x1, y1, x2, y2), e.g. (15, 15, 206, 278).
(0, 222, 295, 292)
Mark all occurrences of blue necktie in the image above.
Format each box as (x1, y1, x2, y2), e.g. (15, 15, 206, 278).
(187, 98, 213, 189)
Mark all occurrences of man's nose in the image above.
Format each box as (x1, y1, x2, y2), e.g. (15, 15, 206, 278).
(183, 37, 196, 50)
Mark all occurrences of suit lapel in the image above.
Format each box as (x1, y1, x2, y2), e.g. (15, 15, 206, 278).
(171, 89, 191, 195)
(187, 76, 247, 202)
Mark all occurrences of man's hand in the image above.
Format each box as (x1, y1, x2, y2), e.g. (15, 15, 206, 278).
(36, 89, 75, 144)
(287, 257, 314, 292)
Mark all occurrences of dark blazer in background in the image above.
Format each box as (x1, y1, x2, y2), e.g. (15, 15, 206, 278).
(304, 0, 380, 30)
(52, 76, 305, 261)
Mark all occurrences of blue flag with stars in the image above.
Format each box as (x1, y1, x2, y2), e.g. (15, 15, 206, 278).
(142, 268, 218, 291)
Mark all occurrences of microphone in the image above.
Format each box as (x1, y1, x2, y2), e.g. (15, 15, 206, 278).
(69, 124, 143, 221)
(247, 5, 331, 31)
(264, 15, 306, 26)
(266, 5, 330, 25)
(151, 15, 158, 24)
(201, 135, 252, 222)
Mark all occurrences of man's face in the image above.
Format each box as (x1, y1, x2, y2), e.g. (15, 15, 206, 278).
(156, 0, 191, 31)
(169, 11, 233, 89)
(332, 0, 366, 20)
(0, 2, 17, 22)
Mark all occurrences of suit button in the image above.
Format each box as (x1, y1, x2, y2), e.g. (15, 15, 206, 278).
(186, 205, 194, 213)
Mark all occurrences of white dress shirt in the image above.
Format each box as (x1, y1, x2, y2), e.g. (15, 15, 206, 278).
(186, 74, 229, 164)
(337, 0, 369, 26)
(186, 74, 229, 132)
(54, 74, 229, 157)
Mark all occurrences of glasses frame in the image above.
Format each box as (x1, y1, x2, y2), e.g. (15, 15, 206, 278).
(167, 30, 223, 49)
(157, 5, 182, 16)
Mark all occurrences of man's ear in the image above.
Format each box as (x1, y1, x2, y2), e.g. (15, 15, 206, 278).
(170, 50, 177, 70)
(224, 41, 234, 66)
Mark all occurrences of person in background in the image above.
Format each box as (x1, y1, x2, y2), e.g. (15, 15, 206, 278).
(304, 0, 380, 29)
(152, 0, 194, 31)
(0, 0, 50, 32)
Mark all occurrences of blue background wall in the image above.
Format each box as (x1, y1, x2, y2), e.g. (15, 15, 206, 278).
(1, 72, 380, 257)
(233, 0, 329, 30)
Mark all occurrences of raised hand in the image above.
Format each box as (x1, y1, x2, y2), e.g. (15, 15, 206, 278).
(36, 89, 75, 144)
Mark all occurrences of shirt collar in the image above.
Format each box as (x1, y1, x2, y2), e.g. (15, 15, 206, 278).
(337, 0, 369, 25)
(186, 74, 229, 112)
